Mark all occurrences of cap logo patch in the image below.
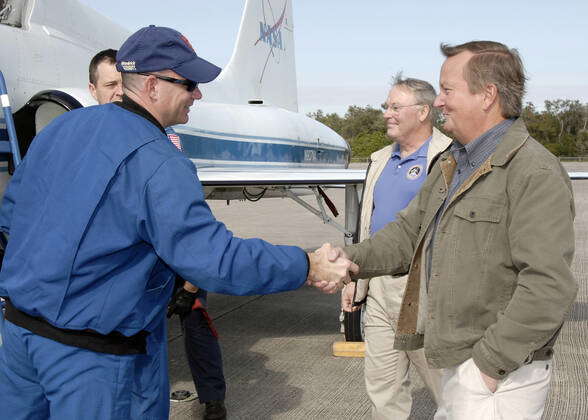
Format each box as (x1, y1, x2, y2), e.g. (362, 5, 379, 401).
(406, 164, 423, 180)
(120, 61, 136, 71)
(180, 34, 195, 52)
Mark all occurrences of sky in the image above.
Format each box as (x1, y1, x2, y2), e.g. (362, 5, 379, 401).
(78, 0, 588, 116)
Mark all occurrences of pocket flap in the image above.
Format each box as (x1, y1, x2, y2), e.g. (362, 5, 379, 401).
(454, 197, 503, 223)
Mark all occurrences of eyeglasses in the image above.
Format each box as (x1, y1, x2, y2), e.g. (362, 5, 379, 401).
(137, 73, 199, 92)
(385, 103, 423, 113)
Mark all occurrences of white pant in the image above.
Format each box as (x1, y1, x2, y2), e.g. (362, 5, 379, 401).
(434, 358, 552, 420)
(364, 276, 442, 420)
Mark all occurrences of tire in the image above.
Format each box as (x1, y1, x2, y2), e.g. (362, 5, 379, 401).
(343, 305, 364, 342)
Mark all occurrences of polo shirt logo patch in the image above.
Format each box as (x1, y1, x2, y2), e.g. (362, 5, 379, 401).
(406, 164, 423, 180)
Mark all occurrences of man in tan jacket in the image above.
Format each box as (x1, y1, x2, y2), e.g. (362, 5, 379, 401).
(341, 75, 451, 419)
(321, 41, 577, 419)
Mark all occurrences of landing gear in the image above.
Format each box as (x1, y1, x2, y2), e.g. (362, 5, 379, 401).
(343, 306, 364, 342)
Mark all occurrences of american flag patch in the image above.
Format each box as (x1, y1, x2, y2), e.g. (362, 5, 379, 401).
(167, 133, 182, 151)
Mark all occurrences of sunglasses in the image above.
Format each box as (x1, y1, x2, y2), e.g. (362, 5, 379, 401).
(137, 73, 199, 92)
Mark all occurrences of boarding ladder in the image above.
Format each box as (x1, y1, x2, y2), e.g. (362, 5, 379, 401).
(0, 70, 21, 253)
(0, 70, 21, 170)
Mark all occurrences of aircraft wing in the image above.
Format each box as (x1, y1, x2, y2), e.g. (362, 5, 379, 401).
(196, 167, 367, 186)
(568, 172, 588, 180)
(197, 167, 588, 187)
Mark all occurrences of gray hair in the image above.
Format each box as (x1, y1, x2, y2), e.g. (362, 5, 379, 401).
(391, 72, 438, 122)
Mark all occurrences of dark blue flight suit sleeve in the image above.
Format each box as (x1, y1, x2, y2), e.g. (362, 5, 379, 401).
(139, 153, 305, 407)
(139, 156, 308, 295)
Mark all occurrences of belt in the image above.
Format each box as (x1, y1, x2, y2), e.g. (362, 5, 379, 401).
(3, 298, 148, 355)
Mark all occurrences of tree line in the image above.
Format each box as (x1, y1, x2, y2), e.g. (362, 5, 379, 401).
(308, 99, 588, 159)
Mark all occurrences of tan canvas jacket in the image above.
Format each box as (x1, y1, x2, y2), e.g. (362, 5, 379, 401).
(344, 118, 578, 379)
(353, 127, 452, 304)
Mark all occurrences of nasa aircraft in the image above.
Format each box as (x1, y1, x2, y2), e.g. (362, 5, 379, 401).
(2, 0, 587, 344)
(2, 0, 585, 241)
(0, 0, 365, 240)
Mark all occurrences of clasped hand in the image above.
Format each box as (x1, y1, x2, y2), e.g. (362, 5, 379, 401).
(306, 243, 359, 294)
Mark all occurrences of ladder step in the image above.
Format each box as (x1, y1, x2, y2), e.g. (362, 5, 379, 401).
(0, 70, 22, 167)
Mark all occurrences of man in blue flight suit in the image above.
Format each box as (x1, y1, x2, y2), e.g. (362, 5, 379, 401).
(86, 48, 228, 420)
(0, 25, 355, 420)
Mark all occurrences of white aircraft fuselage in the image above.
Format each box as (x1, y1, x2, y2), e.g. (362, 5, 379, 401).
(0, 0, 350, 190)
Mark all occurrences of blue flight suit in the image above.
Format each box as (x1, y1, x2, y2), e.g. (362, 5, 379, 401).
(0, 101, 307, 419)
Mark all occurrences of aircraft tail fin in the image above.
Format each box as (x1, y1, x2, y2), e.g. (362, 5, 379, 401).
(204, 0, 298, 112)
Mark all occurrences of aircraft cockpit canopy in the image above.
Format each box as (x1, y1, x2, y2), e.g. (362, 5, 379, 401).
(0, 0, 24, 28)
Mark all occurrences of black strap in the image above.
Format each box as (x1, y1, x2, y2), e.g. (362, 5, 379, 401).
(3, 298, 148, 355)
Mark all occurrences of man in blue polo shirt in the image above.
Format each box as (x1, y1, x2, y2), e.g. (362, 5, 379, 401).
(341, 74, 452, 419)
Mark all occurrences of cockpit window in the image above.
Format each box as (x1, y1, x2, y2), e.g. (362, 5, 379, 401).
(0, 0, 25, 28)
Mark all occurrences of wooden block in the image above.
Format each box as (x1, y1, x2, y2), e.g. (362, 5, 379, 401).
(332, 341, 365, 358)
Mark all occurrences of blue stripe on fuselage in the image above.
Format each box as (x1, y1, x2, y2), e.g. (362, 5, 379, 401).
(180, 133, 348, 165)
(177, 126, 344, 149)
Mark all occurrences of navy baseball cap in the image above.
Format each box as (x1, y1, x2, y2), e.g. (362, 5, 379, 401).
(116, 25, 221, 83)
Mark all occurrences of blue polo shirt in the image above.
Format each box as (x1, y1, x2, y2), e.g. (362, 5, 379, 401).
(370, 138, 430, 236)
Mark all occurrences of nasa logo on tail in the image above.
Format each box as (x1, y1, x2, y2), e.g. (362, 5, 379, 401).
(254, 0, 288, 51)
(259, 22, 283, 50)
(253, 0, 291, 84)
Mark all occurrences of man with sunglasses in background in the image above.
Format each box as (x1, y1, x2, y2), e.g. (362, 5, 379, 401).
(0, 25, 352, 419)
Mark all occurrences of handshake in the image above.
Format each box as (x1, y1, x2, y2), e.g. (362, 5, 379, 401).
(306, 243, 359, 294)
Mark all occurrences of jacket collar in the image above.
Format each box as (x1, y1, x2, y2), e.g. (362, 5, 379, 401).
(370, 144, 394, 163)
(490, 117, 529, 167)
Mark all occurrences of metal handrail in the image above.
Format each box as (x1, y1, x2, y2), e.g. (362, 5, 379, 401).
(0, 69, 22, 167)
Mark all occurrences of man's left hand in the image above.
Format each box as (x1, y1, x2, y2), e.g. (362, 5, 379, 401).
(480, 370, 499, 393)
